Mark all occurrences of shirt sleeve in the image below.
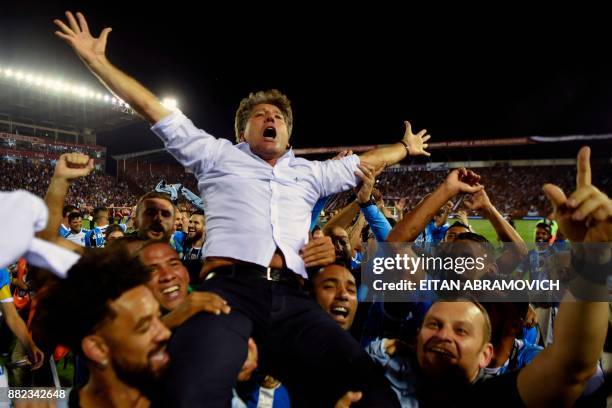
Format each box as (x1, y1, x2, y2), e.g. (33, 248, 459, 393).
(151, 110, 231, 178)
(361, 204, 392, 241)
(364, 338, 391, 366)
(313, 155, 361, 197)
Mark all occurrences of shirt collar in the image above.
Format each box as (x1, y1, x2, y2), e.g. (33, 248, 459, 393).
(235, 142, 294, 164)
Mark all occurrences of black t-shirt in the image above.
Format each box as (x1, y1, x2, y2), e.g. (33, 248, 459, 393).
(461, 370, 524, 407)
(417, 370, 524, 408)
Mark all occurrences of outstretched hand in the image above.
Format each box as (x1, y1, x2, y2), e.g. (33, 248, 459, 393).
(54, 11, 111, 67)
(402, 121, 431, 157)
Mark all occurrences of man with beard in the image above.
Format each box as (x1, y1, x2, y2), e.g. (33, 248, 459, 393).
(182, 211, 206, 285)
(169, 205, 188, 256)
(131, 192, 176, 243)
(33, 247, 171, 407)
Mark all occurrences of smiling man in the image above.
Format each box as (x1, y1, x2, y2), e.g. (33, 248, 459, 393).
(33, 247, 171, 408)
(312, 262, 358, 331)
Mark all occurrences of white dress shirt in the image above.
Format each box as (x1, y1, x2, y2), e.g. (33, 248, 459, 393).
(152, 111, 360, 277)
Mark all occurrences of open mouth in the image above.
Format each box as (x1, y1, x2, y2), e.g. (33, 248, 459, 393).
(263, 127, 277, 139)
(162, 285, 180, 295)
(329, 305, 350, 320)
(149, 345, 169, 366)
(427, 345, 456, 359)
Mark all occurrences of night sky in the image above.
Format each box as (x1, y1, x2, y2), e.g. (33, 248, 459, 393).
(2, 2, 611, 161)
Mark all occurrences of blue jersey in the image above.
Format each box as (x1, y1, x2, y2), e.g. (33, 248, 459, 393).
(0, 268, 12, 303)
(239, 378, 291, 408)
(171, 231, 187, 255)
(424, 221, 449, 243)
(59, 224, 70, 237)
(484, 339, 542, 377)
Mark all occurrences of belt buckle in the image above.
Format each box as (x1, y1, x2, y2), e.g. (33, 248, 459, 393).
(266, 267, 272, 281)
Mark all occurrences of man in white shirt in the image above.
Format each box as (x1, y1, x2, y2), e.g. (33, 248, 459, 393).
(54, 11, 431, 406)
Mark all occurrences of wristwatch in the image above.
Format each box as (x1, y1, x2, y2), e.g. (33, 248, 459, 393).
(359, 196, 376, 208)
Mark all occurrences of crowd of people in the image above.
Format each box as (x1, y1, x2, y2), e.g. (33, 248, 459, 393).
(3, 155, 610, 221)
(0, 158, 134, 209)
(0, 11, 611, 408)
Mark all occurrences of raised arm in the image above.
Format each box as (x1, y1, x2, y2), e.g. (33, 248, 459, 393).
(386, 168, 482, 242)
(464, 189, 528, 273)
(360, 121, 431, 168)
(517, 146, 612, 406)
(38, 153, 93, 254)
(54, 11, 170, 124)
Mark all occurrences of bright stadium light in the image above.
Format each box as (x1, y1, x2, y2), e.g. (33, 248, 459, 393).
(0, 65, 116, 105)
(162, 97, 178, 110)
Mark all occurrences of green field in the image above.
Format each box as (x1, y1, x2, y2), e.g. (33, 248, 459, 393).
(449, 217, 540, 245)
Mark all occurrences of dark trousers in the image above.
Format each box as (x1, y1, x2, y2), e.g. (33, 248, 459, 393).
(164, 270, 400, 407)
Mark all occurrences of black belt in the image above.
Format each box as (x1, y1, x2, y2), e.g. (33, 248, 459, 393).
(206, 263, 304, 288)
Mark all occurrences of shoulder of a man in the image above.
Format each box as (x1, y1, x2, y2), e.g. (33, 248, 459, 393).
(151, 110, 234, 175)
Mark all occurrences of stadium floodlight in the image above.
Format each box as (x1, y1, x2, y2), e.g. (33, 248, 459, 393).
(1, 65, 118, 106)
(162, 97, 178, 110)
